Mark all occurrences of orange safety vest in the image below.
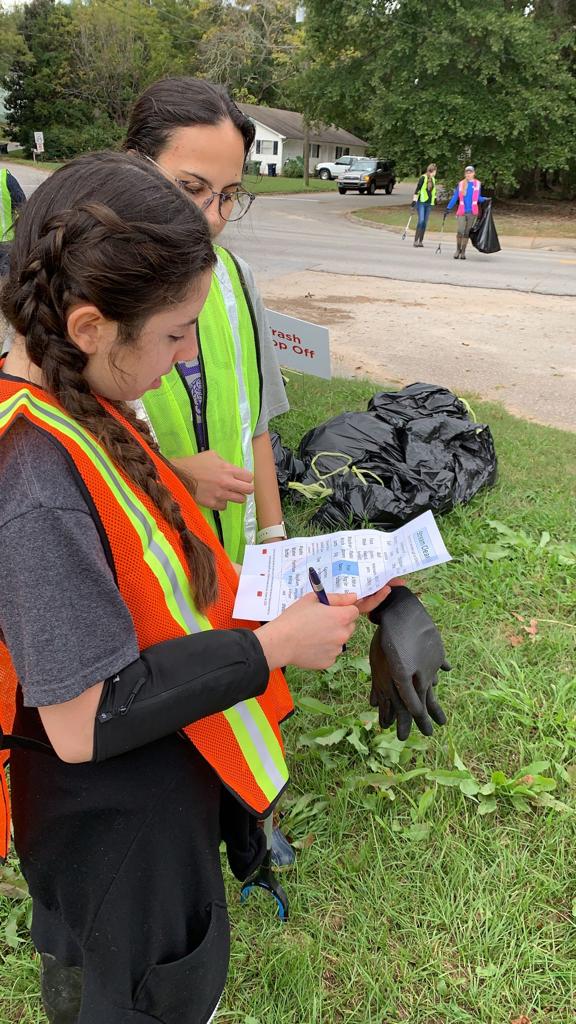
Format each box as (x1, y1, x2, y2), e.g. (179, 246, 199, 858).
(0, 372, 293, 861)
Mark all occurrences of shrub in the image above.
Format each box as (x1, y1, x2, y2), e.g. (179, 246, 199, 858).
(283, 157, 304, 178)
(42, 119, 124, 161)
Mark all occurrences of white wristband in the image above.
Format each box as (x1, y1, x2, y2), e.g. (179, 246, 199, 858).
(256, 523, 287, 543)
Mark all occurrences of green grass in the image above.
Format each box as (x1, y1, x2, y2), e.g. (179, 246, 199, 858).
(2, 376, 576, 1023)
(244, 173, 337, 194)
(0, 154, 62, 172)
(353, 203, 576, 238)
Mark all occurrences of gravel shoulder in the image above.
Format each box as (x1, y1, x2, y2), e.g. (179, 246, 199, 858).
(260, 270, 576, 432)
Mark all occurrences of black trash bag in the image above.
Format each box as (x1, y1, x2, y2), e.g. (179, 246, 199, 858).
(313, 472, 435, 531)
(469, 200, 501, 254)
(368, 382, 470, 424)
(270, 431, 306, 498)
(293, 383, 497, 530)
(297, 411, 404, 485)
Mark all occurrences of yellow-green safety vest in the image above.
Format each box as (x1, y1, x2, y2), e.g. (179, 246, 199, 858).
(0, 170, 15, 242)
(141, 247, 262, 563)
(418, 175, 436, 205)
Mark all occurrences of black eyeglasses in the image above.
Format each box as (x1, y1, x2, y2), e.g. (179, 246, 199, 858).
(175, 180, 256, 222)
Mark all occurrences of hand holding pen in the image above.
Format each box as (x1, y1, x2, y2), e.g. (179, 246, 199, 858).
(309, 566, 348, 652)
(255, 574, 402, 673)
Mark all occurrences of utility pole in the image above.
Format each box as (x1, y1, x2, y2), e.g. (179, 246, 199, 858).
(303, 119, 310, 186)
(296, 6, 310, 185)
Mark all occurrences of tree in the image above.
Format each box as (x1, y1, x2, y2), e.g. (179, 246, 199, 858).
(0, 8, 31, 82)
(197, 0, 305, 105)
(300, 0, 576, 194)
(2, 0, 89, 151)
(68, 0, 181, 126)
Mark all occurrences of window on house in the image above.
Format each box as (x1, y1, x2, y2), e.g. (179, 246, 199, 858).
(335, 146, 343, 159)
(255, 140, 279, 155)
(310, 144, 320, 159)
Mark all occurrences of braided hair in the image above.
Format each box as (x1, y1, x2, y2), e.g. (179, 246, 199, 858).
(1, 151, 218, 611)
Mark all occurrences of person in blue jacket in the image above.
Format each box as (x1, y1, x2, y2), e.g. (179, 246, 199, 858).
(446, 165, 488, 259)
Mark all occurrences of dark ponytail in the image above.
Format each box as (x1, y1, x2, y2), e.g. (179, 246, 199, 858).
(125, 77, 255, 160)
(1, 151, 218, 612)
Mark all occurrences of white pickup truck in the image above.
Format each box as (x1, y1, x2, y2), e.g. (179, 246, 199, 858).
(315, 155, 359, 180)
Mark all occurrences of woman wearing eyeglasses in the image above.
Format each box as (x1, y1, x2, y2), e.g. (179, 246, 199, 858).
(124, 78, 295, 870)
(124, 79, 288, 571)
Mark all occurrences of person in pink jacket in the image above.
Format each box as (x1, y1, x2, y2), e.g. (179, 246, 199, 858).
(446, 165, 488, 259)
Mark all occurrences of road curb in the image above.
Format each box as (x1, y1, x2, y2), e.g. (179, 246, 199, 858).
(345, 210, 576, 253)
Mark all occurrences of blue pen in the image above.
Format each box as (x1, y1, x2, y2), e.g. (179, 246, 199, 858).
(308, 566, 347, 653)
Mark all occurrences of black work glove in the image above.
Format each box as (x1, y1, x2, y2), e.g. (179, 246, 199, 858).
(369, 587, 450, 740)
(220, 787, 266, 882)
(411, 200, 417, 209)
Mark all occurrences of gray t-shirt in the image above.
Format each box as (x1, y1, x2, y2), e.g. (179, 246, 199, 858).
(0, 416, 139, 707)
(226, 253, 289, 434)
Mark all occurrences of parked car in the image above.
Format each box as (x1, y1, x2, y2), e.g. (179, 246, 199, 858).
(315, 155, 360, 180)
(338, 159, 396, 195)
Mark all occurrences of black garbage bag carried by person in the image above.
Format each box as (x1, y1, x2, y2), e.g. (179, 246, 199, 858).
(273, 383, 497, 530)
(469, 199, 501, 254)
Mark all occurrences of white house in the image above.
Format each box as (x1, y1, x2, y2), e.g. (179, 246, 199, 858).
(239, 103, 368, 175)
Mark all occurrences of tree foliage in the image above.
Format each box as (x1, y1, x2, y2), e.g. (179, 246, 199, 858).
(1, 0, 574, 194)
(196, 0, 304, 104)
(0, 8, 30, 81)
(69, 0, 180, 126)
(300, 0, 576, 194)
(3, 0, 89, 151)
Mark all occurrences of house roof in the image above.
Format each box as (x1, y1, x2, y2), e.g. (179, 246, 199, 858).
(238, 104, 368, 147)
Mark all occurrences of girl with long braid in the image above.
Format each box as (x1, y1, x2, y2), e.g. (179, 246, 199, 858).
(0, 151, 393, 1024)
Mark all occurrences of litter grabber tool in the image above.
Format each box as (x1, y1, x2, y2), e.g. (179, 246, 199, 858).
(435, 211, 448, 255)
(240, 814, 289, 921)
(401, 214, 413, 241)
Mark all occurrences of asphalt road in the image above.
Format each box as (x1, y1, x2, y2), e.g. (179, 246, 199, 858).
(4, 160, 575, 296)
(1, 160, 48, 196)
(223, 184, 576, 297)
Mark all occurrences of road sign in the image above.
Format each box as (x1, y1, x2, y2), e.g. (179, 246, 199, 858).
(34, 131, 44, 154)
(266, 309, 331, 380)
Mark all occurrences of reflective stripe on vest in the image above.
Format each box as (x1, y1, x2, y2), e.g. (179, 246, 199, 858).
(0, 380, 291, 859)
(0, 171, 14, 242)
(141, 247, 261, 562)
(214, 253, 257, 547)
(457, 179, 481, 216)
(418, 175, 436, 205)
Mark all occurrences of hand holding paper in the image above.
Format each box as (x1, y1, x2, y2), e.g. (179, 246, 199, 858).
(234, 510, 451, 622)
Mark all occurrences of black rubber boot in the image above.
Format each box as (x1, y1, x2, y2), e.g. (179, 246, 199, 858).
(40, 954, 83, 1024)
(418, 228, 425, 247)
(413, 227, 421, 247)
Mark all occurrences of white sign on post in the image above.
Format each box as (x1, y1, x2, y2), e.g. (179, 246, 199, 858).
(34, 131, 44, 154)
(266, 308, 331, 380)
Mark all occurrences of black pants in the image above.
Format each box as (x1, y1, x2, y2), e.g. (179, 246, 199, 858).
(11, 703, 230, 1024)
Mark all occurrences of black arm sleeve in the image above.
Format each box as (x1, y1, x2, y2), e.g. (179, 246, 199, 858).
(93, 628, 269, 762)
